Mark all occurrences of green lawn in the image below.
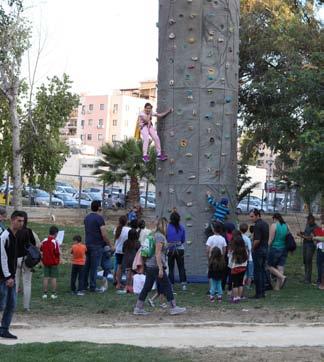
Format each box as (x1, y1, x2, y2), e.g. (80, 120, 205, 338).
(0, 343, 190, 362)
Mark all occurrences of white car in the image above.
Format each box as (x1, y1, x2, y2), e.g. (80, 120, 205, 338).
(236, 198, 266, 214)
(140, 196, 156, 209)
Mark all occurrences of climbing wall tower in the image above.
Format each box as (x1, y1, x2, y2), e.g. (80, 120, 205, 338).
(156, 0, 240, 280)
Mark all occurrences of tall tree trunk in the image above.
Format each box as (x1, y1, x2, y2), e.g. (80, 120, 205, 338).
(157, 0, 240, 278)
(9, 82, 22, 209)
(128, 176, 140, 207)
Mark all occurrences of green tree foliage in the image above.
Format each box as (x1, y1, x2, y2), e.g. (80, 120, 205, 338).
(21, 74, 79, 191)
(239, 0, 323, 207)
(94, 138, 156, 206)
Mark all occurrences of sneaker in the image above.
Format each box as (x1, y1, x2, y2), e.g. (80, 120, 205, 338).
(142, 155, 150, 163)
(77, 291, 85, 296)
(217, 297, 222, 304)
(50, 294, 58, 299)
(157, 154, 168, 161)
(96, 287, 107, 293)
(160, 303, 168, 309)
(170, 306, 186, 315)
(133, 307, 150, 315)
(210, 296, 215, 303)
(148, 298, 155, 307)
(181, 284, 187, 291)
(42, 293, 48, 299)
(116, 289, 127, 295)
(0, 330, 17, 339)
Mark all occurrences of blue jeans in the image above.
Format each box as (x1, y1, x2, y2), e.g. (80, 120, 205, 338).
(0, 281, 17, 331)
(252, 248, 268, 297)
(83, 245, 103, 291)
(209, 278, 222, 297)
(317, 249, 324, 284)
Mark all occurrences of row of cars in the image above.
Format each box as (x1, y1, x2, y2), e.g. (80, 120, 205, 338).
(236, 196, 287, 214)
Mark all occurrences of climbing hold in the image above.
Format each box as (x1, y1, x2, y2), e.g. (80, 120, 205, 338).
(169, 18, 176, 25)
(225, 135, 231, 139)
(169, 33, 176, 39)
(204, 223, 209, 229)
(186, 190, 192, 194)
(169, 80, 174, 86)
(191, 56, 199, 61)
(188, 37, 196, 44)
(156, 22, 159, 28)
(187, 240, 192, 245)
(215, 122, 221, 126)
(225, 96, 233, 103)
(225, 62, 230, 69)
(208, 75, 215, 81)
(185, 215, 192, 221)
(214, 170, 220, 177)
(188, 175, 196, 180)
(187, 0, 192, 3)
(169, 58, 174, 64)
(169, 171, 175, 176)
(229, 26, 234, 33)
(187, 89, 193, 95)
(207, 168, 212, 173)
(229, 47, 233, 53)
(186, 202, 193, 207)
(170, 158, 175, 164)
(180, 139, 188, 147)
(178, 170, 184, 175)
(179, 14, 184, 18)
(208, 30, 215, 36)
(210, 137, 215, 143)
(208, 68, 215, 74)
(218, 37, 224, 42)
(187, 95, 193, 101)
(207, 128, 212, 134)
(185, 74, 191, 80)
(186, 223, 193, 227)
(207, 51, 214, 57)
(204, 153, 212, 159)
(188, 64, 195, 69)
(221, 188, 226, 194)
(185, 153, 193, 157)
(220, 78, 225, 83)
(189, 27, 194, 31)
(157, 167, 162, 171)
(210, 101, 216, 107)
(208, 36, 214, 41)
(207, 89, 213, 94)
(169, 188, 174, 194)
(221, 153, 227, 157)
(192, 110, 197, 116)
(158, 191, 162, 197)
(204, 113, 213, 120)
(189, 13, 197, 19)
(170, 131, 175, 137)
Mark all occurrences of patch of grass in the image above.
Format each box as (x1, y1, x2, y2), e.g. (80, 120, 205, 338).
(0, 342, 191, 362)
(14, 222, 324, 316)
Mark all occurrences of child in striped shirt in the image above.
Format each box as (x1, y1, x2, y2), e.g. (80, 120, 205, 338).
(206, 191, 230, 223)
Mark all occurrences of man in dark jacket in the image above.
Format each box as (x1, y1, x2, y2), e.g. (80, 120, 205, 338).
(0, 210, 25, 339)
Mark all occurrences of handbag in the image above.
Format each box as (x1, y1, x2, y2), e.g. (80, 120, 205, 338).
(285, 232, 297, 252)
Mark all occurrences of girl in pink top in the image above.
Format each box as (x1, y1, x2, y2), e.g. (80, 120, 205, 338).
(138, 103, 172, 162)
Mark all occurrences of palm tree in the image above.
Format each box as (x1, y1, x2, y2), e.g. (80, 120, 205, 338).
(94, 138, 156, 206)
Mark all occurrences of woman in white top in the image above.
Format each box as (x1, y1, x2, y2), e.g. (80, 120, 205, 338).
(113, 215, 131, 290)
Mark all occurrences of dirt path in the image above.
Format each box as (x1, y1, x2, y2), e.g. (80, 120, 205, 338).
(2, 322, 324, 348)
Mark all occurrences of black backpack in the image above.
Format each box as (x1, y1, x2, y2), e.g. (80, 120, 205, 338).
(24, 244, 41, 268)
(285, 232, 297, 253)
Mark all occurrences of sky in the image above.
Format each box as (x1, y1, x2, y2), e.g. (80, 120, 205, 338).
(22, 0, 323, 96)
(23, 0, 159, 94)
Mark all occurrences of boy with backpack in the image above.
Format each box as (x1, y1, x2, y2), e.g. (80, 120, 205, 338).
(40, 226, 60, 299)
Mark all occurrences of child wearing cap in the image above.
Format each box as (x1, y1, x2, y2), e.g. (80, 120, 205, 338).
(206, 191, 230, 223)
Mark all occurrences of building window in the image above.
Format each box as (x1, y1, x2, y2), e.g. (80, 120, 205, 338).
(81, 105, 86, 114)
(87, 134, 92, 141)
(113, 119, 118, 126)
(89, 104, 94, 111)
(98, 134, 103, 141)
(112, 135, 117, 142)
(113, 104, 118, 114)
(88, 119, 93, 126)
(98, 119, 103, 128)
(100, 104, 104, 110)
(81, 120, 85, 128)
(80, 134, 84, 141)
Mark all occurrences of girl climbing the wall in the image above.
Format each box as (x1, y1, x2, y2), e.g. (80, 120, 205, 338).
(138, 103, 172, 163)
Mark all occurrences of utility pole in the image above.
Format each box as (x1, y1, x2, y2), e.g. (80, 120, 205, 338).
(156, 0, 240, 279)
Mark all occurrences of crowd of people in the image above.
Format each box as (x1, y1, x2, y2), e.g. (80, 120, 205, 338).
(0, 199, 324, 339)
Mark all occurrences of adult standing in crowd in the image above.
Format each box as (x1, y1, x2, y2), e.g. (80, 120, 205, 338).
(0, 207, 6, 235)
(15, 211, 40, 311)
(133, 217, 186, 315)
(0, 210, 25, 339)
(84, 201, 113, 292)
(297, 214, 317, 284)
(166, 211, 187, 291)
(249, 209, 269, 299)
(313, 218, 324, 289)
(267, 213, 288, 290)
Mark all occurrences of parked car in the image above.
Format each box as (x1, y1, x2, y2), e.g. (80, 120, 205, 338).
(55, 185, 78, 196)
(54, 193, 79, 208)
(140, 195, 156, 209)
(83, 187, 102, 194)
(236, 198, 266, 214)
(23, 189, 64, 207)
(74, 192, 100, 208)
